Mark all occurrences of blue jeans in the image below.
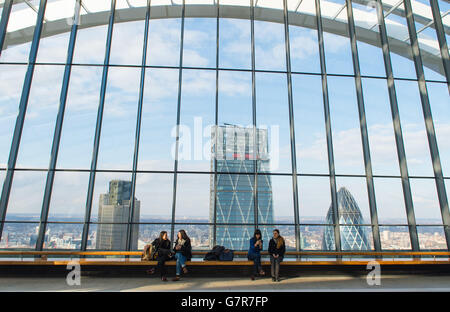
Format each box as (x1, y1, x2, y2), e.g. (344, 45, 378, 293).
(175, 252, 187, 276)
(248, 253, 262, 275)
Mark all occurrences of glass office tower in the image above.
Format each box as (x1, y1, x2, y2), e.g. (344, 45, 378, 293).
(323, 187, 371, 250)
(96, 180, 140, 250)
(210, 125, 274, 250)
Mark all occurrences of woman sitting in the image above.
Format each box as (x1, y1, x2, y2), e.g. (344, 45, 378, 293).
(172, 229, 192, 281)
(147, 231, 172, 282)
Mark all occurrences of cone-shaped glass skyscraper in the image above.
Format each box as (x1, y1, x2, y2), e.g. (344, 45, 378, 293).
(323, 187, 370, 251)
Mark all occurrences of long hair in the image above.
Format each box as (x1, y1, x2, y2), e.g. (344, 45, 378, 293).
(273, 229, 285, 249)
(159, 231, 168, 241)
(178, 229, 189, 241)
(253, 229, 262, 240)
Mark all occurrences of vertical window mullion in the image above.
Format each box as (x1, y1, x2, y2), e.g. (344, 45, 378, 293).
(36, 0, 82, 251)
(346, 0, 381, 252)
(0, 0, 48, 245)
(0, 0, 13, 57)
(170, 0, 186, 244)
(126, 0, 152, 252)
(282, 0, 301, 252)
(315, 0, 341, 252)
(81, 0, 117, 251)
(403, 0, 450, 250)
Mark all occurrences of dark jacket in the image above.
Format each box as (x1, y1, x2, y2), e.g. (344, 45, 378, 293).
(151, 238, 172, 260)
(268, 237, 286, 258)
(248, 237, 263, 258)
(173, 238, 192, 260)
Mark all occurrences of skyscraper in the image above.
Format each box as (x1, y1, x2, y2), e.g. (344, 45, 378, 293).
(210, 124, 274, 250)
(96, 180, 140, 250)
(323, 187, 370, 251)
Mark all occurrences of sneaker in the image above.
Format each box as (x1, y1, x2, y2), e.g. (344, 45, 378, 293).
(182, 267, 188, 274)
(172, 276, 181, 282)
(161, 276, 168, 282)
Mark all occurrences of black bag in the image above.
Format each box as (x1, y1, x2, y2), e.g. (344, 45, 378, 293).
(204, 245, 226, 261)
(219, 249, 234, 261)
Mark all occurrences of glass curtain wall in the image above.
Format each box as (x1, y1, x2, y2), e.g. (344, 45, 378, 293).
(0, 0, 448, 252)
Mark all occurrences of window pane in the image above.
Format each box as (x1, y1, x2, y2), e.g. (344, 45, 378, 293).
(0, 2, 38, 63)
(0, 222, 40, 249)
(255, 18, 286, 71)
(178, 69, 215, 172)
(138, 68, 178, 171)
(35, 0, 76, 64)
(56, 66, 102, 169)
(259, 225, 296, 250)
(147, 10, 182, 67)
(97, 67, 140, 170)
(363, 78, 400, 176)
(335, 177, 371, 225)
(411, 0, 446, 82)
(44, 223, 83, 250)
(174, 224, 212, 250)
(109, 20, 145, 65)
(94, 223, 129, 250)
(300, 225, 335, 251)
(381, 0, 416, 79)
(135, 173, 173, 222)
(417, 226, 447, 250)
(215, 225, 253, 250)
(90, 172, 133, 223)
(219, 18, 251, 69)
(320, 0, 353, 75)
(410, 178, 442, 225)
(427, 82, 450, 178)
(47, 171, 89, 222)
(215, 173, 254, 224)
(175, 173, 211, 223)
(15, 65, 65, 169)
(73, 5, 110, 65)
(340, 225, 373, 251)
(298, 176, 331, 224)
(292, 74, 328, 174)
(138, 224, 172, 249)
(328, 76, 365, 175)
(374, 178, 408, 225)
(289, 0, 320, 74)
(218, 70, 252, 127)
(379, 226, 412, 250)
(0, 64, 27, 167)
(395, 80, 434, 177)
(256, 72, 292, 173)
(5, 171, 46, 222)
(183, 17, 216, 68)
(352, 2, 385, 77)
(259, 175, 293, 224)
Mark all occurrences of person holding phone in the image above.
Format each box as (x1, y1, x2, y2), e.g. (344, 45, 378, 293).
(172, 229, 192, 281)
(247, 229, 265, 280)
(268, 229, 285, 282)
